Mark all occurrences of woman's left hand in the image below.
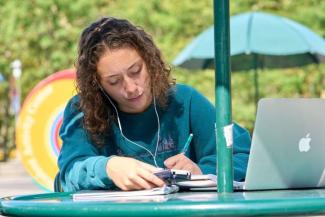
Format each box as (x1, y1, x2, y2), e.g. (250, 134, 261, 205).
(164, 153, 202, 175)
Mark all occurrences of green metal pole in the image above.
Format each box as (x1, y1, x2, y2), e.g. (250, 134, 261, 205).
(253, 54, 259, 113)
(214, 0, 233, 193)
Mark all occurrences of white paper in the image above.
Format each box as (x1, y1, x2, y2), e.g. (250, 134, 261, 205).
(73, 185, 179, 201)
(223, 124, 234, 147)
(177, 174, 217, 188)
(177, 174, 244, 190)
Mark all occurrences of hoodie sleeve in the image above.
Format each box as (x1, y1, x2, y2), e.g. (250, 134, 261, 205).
(57, 96, 115, 192)
(189, 88, 251, 181)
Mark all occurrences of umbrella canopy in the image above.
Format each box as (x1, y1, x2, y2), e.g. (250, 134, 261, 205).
(173, 11, 325, 70)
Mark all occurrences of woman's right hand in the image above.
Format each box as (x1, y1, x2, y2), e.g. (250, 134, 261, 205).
(106, 156, 165, 191)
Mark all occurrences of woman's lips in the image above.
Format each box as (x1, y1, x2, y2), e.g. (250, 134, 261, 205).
(127, 93, 143, 102)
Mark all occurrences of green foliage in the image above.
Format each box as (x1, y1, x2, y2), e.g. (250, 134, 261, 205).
(103, 0, 214, 62)
(231, 64, 325, 131)
(231, 0, 325, 37)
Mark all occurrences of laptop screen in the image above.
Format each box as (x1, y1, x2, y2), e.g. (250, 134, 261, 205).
(244, 98, 325, 190)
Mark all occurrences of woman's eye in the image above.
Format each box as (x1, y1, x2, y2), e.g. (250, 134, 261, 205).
(130, 64, 142, 76)
(108, 79, 119, 85)
(130, 69, 140, 75)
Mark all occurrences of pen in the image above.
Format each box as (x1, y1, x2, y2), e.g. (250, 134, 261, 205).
(181, 133, 193, 153)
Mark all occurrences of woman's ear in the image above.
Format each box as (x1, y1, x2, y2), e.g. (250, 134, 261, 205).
(92, 79, 97, 87)
(93, 74, 101, 88)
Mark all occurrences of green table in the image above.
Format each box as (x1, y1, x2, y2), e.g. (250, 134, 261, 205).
(1, 189, 325, 216)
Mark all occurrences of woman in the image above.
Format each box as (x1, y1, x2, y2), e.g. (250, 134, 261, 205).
(58, 17, 251, 192)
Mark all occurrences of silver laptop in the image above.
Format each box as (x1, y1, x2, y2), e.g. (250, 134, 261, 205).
(244, 98, 325, 190)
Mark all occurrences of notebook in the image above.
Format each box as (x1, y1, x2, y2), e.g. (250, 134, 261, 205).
(72, 173, 219, 201)
(73, 185, 179, 201)
(243, 98, 325, 190)
(177, 174, 244, 190)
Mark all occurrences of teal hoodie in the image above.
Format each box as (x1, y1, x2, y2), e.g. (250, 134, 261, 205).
(58, 84, 251, 192)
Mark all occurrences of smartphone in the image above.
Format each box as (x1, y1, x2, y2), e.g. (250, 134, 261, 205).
(154, 169, 191, 183)
(170, 169, 191, 180)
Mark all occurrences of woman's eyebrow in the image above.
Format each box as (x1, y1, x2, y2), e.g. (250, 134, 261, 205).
(102, 59, 143, 78)
(127, 59, 142, 70)
(104, 73, 120, 79)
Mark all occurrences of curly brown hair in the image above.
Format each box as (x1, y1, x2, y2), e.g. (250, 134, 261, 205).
(75, 17, 174, 147)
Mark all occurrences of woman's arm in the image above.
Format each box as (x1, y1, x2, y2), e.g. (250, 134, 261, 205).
(58, 97, 114, 192)
(58, 96, 164, 192)
(189, 88, 251, 181)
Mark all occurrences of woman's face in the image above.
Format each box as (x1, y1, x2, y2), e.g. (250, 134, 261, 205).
(96, 47, 152, 113)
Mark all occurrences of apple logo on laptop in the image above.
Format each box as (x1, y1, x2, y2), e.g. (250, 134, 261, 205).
(298, 133, 311, 152)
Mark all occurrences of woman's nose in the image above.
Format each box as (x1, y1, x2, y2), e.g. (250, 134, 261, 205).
(123, 77, 137, 95)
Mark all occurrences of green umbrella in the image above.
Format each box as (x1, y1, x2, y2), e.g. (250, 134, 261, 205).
(174, 11, 325, 105)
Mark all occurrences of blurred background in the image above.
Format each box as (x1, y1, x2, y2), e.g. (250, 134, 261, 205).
(0, 0, 324, 197)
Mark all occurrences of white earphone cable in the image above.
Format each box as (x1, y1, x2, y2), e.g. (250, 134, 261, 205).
(99, 85, 160, 167)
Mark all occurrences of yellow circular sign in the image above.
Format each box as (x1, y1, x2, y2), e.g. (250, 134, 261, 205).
(16, 69, 76, 191)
